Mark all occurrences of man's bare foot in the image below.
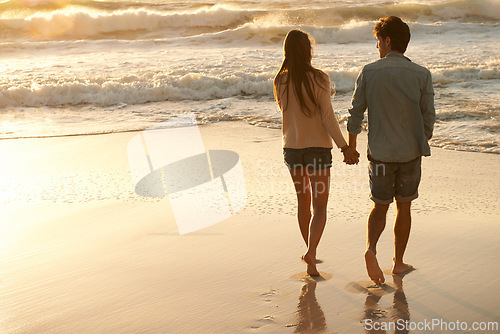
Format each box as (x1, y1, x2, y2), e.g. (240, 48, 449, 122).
(365, 250, 385, 284)
(392, 262, 415, 275)
(301, 253, 320, 276)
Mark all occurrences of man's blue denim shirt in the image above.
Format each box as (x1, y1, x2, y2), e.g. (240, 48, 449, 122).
(347, 52, 436, 163)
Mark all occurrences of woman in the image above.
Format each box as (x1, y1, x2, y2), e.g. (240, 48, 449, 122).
(274, 29, 359, 276)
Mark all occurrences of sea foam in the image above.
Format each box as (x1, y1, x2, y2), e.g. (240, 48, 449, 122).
(1, 0, 498, 41)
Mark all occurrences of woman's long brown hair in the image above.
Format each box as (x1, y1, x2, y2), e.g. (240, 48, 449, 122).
(273, 29, 329, 117)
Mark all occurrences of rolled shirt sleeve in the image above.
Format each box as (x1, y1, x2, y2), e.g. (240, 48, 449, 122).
(421, 70, 436, 140)
(347, 69, 367, 135)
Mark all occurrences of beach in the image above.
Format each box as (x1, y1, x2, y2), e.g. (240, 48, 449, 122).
(1, 0, 499, 331)
(1, 121, 499, 333)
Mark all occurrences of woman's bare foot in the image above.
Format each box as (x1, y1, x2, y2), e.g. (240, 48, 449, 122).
(392, 262, 415, 275)
(365, 250, 385, 284)
(301, 253, 320, 276)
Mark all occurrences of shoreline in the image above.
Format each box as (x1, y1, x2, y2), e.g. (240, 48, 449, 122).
(1, 119, 498, 157)
(2, 121, 499, 333)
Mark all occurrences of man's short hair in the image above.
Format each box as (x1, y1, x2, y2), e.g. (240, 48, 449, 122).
(373, 16, 411, 53)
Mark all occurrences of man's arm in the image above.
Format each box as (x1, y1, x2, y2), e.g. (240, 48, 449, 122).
(347, 69, 367, 137)
(344, 69, 367, 165)
(348, 133, 358, 151)
(421, 70, 436, 140)
(341, 132, 359, 165)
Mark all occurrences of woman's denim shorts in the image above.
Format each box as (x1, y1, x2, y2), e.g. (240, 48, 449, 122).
(283, 147, 332, 170)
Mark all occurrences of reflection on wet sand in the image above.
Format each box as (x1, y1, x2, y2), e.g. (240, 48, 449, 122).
(362, 274, 410, 334)
(294, 276, 327, 333)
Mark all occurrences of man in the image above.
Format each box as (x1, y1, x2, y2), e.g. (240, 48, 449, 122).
(347, 16, 436, 284)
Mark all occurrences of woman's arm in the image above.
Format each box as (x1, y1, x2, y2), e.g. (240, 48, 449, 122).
(317, 73, 347, 149)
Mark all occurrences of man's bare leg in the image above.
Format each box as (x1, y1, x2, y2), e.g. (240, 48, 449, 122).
(289, 168, 312, 246)
(302, 168, 330, 276)
(392, 201, 415, 275)
(365, 203, 389, 284)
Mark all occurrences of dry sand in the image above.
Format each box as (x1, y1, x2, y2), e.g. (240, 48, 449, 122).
(1, 121, 499, 333)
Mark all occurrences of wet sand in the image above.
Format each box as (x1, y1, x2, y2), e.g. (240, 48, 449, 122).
(1, 121, 499, 333)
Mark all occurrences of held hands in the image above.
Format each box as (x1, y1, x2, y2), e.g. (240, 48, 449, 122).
(341, 145, 360, 165)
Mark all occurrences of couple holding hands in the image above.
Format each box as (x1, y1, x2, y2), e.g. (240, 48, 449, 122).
(274, 16, 436, 283)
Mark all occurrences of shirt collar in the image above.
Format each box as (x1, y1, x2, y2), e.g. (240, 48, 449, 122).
(386, 52, 411, 62)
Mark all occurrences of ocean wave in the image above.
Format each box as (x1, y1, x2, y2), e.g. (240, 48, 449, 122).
(0, 69, 362, 108)
(186, 21, 376, 47)
(0, 0, 206, 12)
(243, 0, 500, 28)
(0, 5, 258, 40)
(0, 0, 498, 41)
(433, 66, 500, 84)
(0, 72, 271, 107)
(1, 63, 498, 108)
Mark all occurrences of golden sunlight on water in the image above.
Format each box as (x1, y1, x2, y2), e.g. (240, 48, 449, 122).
(27, 9, 75, 38)
(0, 0, 71, 36)
(17, 0, 67, 6)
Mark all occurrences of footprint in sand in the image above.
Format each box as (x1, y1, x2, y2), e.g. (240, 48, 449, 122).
(245, 290, 278, 330)
(248, 315, 274, 329)
(260, 288, 278, 303)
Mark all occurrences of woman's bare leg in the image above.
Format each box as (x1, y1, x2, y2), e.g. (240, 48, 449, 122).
(289, 167, 312, 246)
(302, 168, 330, 276)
